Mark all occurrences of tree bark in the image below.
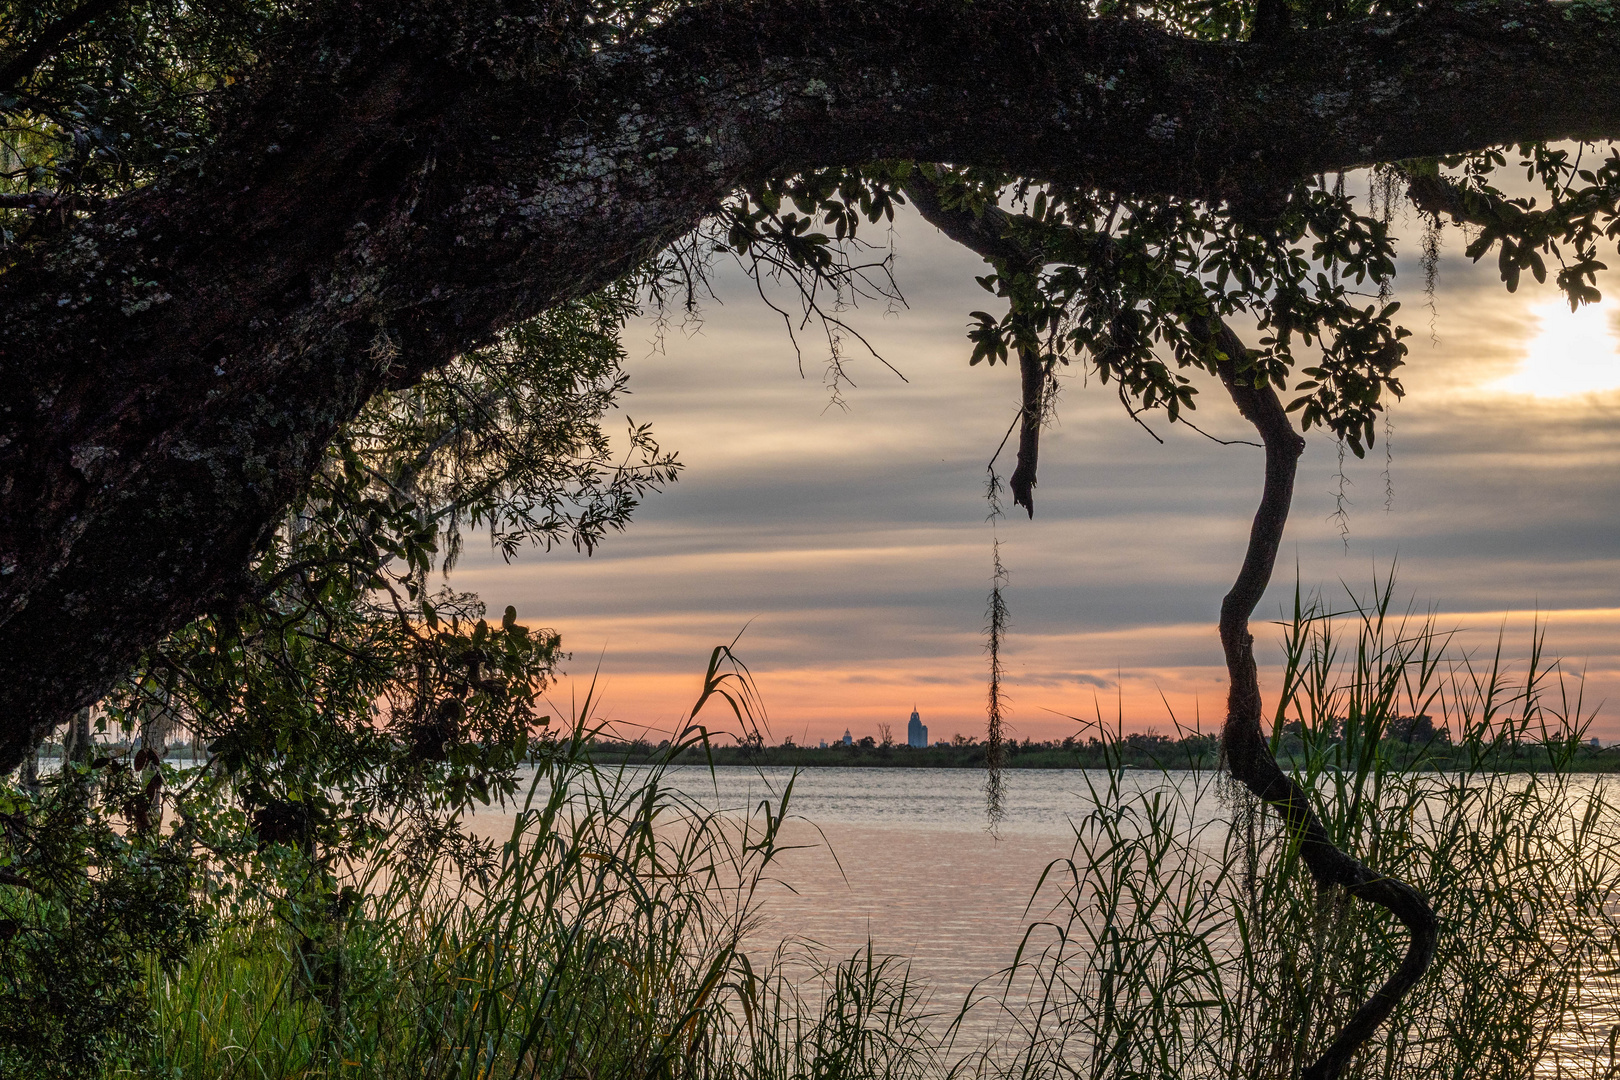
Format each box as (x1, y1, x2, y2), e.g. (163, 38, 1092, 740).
(60, 707, 91, 766)
(20, 743, 38, 799)
(1008, 343, 1047, 517)
(904, 181, 1437, 1077)
(1204, 316, 1438, 1080)
(2, 0, 1619, 768)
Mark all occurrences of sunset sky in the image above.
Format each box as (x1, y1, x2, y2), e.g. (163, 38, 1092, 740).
(453, 190, 1620, 746)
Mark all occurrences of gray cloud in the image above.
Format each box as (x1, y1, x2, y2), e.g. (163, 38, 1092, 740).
(452, 199, 1620, 739)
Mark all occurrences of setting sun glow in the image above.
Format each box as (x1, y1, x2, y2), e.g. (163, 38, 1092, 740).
(1494, 297, 1620, 397)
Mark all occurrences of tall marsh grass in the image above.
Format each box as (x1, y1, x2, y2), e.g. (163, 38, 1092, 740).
(110, 654, 943, 1080)
(110, 594, 1620, 1079)
(992, 585, 1620, 1079)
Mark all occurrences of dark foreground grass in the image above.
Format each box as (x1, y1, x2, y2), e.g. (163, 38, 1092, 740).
(107, 590, 1620, 1080)
(110, 730, 945, 1080)
(980, 588, 1620, 1080)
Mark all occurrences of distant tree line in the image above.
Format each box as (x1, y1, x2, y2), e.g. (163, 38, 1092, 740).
(594, 730, 1217, 770)
(586, 719, 1619, 773)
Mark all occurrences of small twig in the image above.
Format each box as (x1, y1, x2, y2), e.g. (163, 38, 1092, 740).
(1179, 417, 1262, 447)
(987, 408, 1021, 471)
(1118, 384, 1165, 444)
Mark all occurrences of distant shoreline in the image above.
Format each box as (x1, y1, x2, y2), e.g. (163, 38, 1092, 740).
(27, 738, 1620, 775)
(585, 738, 1620, 774)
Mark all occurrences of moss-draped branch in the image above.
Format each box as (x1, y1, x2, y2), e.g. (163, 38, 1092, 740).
(1, 0, 1618, 767)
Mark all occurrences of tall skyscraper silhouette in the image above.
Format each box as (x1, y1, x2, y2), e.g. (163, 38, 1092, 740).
(907, 707, 927, 748)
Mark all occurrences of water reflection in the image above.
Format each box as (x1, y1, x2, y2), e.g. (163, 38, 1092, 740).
(465, 767, 1214, 1018)
(465, 764, 1620, 1073)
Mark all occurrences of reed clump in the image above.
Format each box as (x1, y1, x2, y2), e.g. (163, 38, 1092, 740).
(990, 583, 1620, 1080)
(108, 713, 943, 1080)
(108, 590, 1620, 1080)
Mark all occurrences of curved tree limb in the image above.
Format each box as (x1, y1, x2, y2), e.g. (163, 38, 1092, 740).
(1198, 315, 1438, 1080)
(905, 176, 1438, 1078)
(0, 192, 109, 211)
(1403, 166, 1618, 250)
(899, 179, 1046, 514)
(0, 0, 127, 92)
(1, 0, 1619, 765)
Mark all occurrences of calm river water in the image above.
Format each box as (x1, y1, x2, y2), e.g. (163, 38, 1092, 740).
(469, 766, 1227, 1010)
(460, 763, 1620, 1073)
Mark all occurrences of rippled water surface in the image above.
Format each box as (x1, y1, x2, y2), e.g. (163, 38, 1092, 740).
(471, 765, 1230, 1008)
(461, 763, 1620, 1072)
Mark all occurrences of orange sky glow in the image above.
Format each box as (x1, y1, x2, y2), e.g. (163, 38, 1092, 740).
(452, 185, 1620, 747)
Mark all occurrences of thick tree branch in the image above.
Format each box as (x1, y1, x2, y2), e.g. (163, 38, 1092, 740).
(1404, 168, 1592, 233)
(0, 191, 108, 211)
(1203, 318, 1438, 1080)
(905, 177, 1438, 1076)
(1, 0, 1618, 769)
(901, 178, 1029, 265)
(1008, 344, 1046, 517)
(0, 0, 126, 92)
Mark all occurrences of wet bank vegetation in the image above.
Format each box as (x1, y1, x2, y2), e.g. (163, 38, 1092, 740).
(1, 593, 1612, 1079)
(591, 715, 1619, 775)
(9, 1, 1620, 1074)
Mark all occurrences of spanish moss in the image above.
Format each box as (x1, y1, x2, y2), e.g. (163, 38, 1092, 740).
(1330, 435, 1353, 551)
(984, 469, 1009, 828)
(1422, 212, 1443, 345)
(1384, 412, 1395, 513)
(985, 538, 1009, 829)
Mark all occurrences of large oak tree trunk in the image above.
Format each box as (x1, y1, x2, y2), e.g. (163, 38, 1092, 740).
(2, 0, 1619, 768)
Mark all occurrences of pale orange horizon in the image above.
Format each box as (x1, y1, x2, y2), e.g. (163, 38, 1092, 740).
(521, 606, 1620, 748)
(454, 196, 1620, 749)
